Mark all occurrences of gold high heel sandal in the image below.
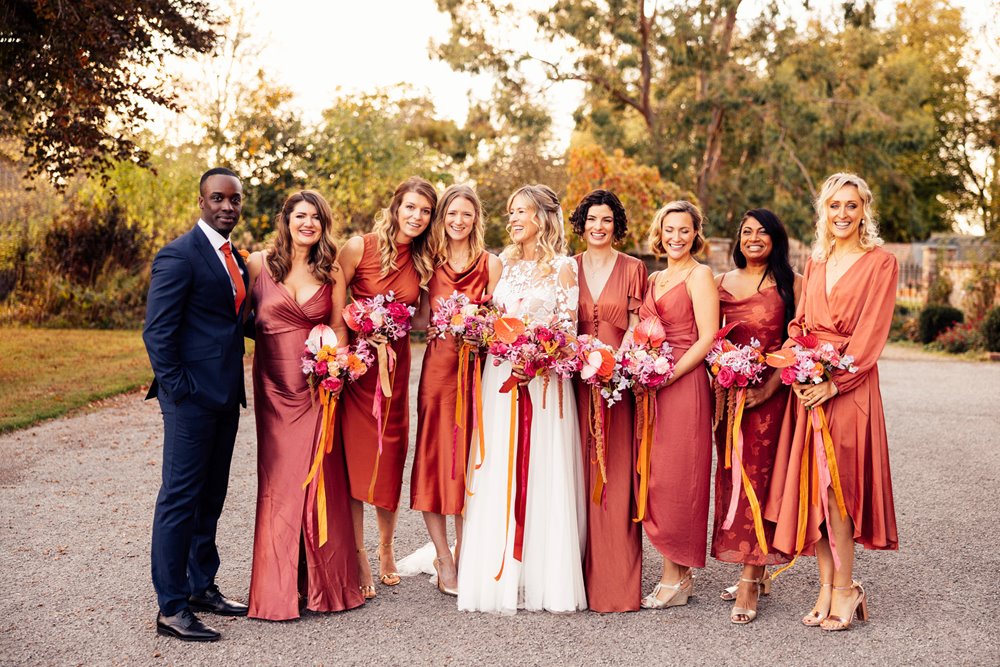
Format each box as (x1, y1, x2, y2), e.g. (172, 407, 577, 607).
(640, 572, 693, 609)
(433, 557, 458, 596)
(720, 571, 772, 601)
(730, 577, 766, 624)
(821, 581, 868, 632)
(377, 542, 401, 586)
(801, 582, 832, 626)
(357, 548, 376, 600)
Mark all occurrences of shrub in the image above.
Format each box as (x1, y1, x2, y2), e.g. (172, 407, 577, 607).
(889, 303, 919, 342)
(918, 304, 963, 344)
(933, 321, 983, 354)
(983, 307, 1000, 353)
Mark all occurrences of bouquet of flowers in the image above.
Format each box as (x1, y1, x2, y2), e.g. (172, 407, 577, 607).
(428, 292, 502, 485)
(767, 334, 858, 386)
(619, 316, 676, 523)
(342, 291, 415, 502)
(342, 290, 415, 343)
(705, 321, 770, 553)
(576, 334, 620, 504)
(299, 325, 373, 547)
(488, 316, 578, 402)
(765, 332, 857, 570)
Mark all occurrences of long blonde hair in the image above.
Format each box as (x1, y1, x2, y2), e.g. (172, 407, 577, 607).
(372, 176, 437, 288)
(811, 172, 883, 261)
(647, 200, 706, 257)
(501, 184, 565, 277)
(429, 184, 485, 269)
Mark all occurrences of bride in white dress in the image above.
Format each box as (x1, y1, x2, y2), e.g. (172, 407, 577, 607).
(457, 184, 587, 614)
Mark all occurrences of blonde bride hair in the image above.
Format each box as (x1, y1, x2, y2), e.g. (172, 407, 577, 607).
(501, 184, 566, 277)
(811, 172, 884, 261)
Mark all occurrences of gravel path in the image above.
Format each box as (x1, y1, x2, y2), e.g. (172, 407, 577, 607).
(1, 344, 997, 666)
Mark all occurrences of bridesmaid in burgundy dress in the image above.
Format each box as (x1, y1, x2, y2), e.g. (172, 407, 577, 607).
(637, 201, 718, 609)
(569, 190, 646, 612)
(245, 190, 364, 620)
(710, 208, 800, 624)
(411, 184, 501, 595)
(765, 173, 898, 632)
(337, 177, 437, 598)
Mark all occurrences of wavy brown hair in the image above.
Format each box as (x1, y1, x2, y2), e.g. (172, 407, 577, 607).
(648, 200, 706, 257)
(372, 176, 437, 288)
(266, 190, 339, 284)
(501, 184, 566, 277)
(429, 184, 485, 269)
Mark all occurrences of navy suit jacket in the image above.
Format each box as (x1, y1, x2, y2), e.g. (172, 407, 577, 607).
(143, 226, 251, 411)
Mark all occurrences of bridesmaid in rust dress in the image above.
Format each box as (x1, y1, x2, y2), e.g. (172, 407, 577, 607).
(411, 184, 501, 596)
(245, 190, 364, 620)
(636, 200, 718, 609)
(337, 177, 438, 598)
(569, 190, 646, 612)
(765, 173, 898, 632)
(710, 208, 800, 624)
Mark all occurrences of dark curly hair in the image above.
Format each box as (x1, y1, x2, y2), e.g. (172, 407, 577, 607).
(733, 208, 796, 334)
(569, 189, 628, 243)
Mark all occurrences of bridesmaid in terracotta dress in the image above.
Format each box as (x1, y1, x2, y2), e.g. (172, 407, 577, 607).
(337, 177, 438, 598)
(569, 190, 646, 612)
(637, 200, 718, 609)
(411, 184, 501, 595)
(245, 190, 364, 620)
(765, 173, 898, 631)
(710, 208, 800, 624)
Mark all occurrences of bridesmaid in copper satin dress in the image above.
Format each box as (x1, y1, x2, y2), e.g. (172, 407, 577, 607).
(569, 190, 646, 612)
(337, 177, 438, 597)
(710, 208, 800, 624)
(411, 185, 502, 595)
(765, 173, 898, 632)
(636, 200, 718, 609)
(245, 190, 364, 620)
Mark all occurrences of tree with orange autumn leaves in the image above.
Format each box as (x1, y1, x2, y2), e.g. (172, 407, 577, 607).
(563, 144, 695, 254)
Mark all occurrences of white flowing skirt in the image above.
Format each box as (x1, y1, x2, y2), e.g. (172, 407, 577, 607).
(457, 357, 587, 614)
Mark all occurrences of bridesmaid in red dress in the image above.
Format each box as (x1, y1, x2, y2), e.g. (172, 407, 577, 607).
(337, 177, 438, 598)
(245, 190, 364, 620)
(569, 190, 647, 612)
(411, 184, 502, 595)
(765, 173, 898, 631)
(637, 200, 718, 609)
(710, 208, 800, 624)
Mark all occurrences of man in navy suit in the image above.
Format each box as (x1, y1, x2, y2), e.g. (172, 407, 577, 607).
(143, 168, 251, 641)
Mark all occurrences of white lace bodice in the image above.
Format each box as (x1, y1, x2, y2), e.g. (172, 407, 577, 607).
(493, 255, 579, 327)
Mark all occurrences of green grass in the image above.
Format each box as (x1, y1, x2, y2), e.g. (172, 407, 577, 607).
(0, 328, 154, 433)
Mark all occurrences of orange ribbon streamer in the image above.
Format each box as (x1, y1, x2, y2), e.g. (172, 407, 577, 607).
(366, 364, 396, 504)
(590, 385, 608, 506)
(452, 343, 473, 481)
(721, 388, 769, 555)
(302, 390, 337, 547)
(771, 403, 848, 579)
(633, 391, 655, 522)
(465, 353, 486, 504)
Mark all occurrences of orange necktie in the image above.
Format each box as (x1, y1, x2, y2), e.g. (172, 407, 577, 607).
(220, 241, 246, 314)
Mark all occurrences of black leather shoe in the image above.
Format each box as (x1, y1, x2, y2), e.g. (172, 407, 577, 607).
(188, 584, 249, 616)
(156, 609, 221, 642)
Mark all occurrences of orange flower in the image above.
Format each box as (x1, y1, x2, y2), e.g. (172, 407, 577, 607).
(494, 316, 526, 344)
(237, 248, 250, 260)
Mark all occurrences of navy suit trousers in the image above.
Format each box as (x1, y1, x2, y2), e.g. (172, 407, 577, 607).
(151, 397, 239, 615)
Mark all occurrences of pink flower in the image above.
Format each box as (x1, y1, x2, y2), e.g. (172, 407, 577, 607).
(735, 373, 749, 388)
(535, 327, 554, 343)
(781, 366, 797, 385)
(320, 376, 343, 392)
(386, 301, 410, 321)
(314, 361, 328, 376)
(716, 366, 736, 388)
(360, 319, 375, 335)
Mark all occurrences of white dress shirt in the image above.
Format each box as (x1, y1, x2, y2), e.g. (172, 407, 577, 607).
(197, 219, 243, 295)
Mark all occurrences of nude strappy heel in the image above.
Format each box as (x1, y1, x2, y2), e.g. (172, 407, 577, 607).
(640, 572, 693, 609)
(801, 582, 832, 626)
(720, 571, 773, 601)
(730, 576, 765, 624)
(821, 581, 869, 631)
